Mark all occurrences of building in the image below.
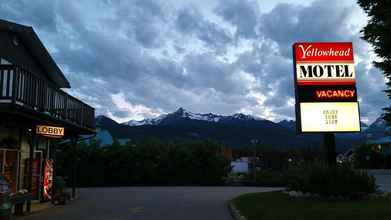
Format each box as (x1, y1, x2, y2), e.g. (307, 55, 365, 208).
(0, 19, 95, 206)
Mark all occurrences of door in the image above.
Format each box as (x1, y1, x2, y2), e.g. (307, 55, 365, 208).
(0, 149, 20, 193)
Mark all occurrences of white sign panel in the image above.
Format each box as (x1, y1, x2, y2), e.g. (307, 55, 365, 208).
(300, 102, 360, 132)
(296, 63, 356, 85)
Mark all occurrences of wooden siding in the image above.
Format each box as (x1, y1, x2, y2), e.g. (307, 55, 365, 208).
(0, 65, 95, 130)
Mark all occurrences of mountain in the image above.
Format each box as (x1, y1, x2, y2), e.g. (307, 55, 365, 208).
(95, 108, 388, 151)
(277, 120, 369, 132)
(123, 108, 265, 126)
(96, 108, 321, 150)
(96, 115, 121, 130)
(277, 120, 296, 130)
(364, 116, 390, 140)
(361, 121, 369, 130)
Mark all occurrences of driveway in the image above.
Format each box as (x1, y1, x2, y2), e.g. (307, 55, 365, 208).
(19, 187, 281, 220)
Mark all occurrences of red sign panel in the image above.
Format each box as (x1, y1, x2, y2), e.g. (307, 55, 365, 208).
(43, 160, 54, 200)
(294, 42, 354, 62)
(294, 42, 356, 87)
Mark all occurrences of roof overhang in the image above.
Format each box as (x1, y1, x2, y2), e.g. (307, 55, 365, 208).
(0, 19, 70, 88)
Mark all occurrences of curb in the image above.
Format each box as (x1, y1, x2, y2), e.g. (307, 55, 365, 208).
(228, 200, 247, 220)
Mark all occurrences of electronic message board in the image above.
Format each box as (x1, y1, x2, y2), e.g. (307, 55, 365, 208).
(293, 42, 360, 133)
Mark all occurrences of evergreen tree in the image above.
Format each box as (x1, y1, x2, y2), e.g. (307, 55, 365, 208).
(358, 0, 391, 123)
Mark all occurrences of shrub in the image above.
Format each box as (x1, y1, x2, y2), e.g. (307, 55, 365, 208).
(254, 169, 286, 187)
(287, 163, 377, 197)
(57, 140, 231, 186)
(225, 173, 249, 185)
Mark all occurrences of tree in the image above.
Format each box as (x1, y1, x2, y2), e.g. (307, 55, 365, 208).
(358, 0, 391, 123)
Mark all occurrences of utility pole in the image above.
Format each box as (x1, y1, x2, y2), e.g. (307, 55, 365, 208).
(250, 139, 259, 183)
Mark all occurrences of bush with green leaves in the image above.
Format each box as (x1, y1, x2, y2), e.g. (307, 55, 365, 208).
(287, 163, 377, 197)
(56, 139, 231, 186)
(254, 169, 287, 187)
(353, 144, 387, 169)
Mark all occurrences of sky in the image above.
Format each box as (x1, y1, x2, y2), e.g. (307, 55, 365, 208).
(0, 0, 388, 124)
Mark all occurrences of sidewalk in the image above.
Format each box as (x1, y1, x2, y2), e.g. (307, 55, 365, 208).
(14, 193, 78, 218)
(13, 201, 54, 219)
(29, 201, 54, 213)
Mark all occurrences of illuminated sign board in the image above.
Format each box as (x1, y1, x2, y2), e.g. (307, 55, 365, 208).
(36, 125, 65, 138)
(293, 42, 360, 133)
(43, 160, 54, 200)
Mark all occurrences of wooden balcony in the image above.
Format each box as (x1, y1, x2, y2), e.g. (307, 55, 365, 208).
(0, 64, 95, 133)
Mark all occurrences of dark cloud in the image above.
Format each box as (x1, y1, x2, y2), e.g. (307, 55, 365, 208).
(175, 7, 233, 50)
(260, 0, 356, 57)
(0, 0, 57, 32)
(0, 0, 388, 123)
(214, 0, 259, 39)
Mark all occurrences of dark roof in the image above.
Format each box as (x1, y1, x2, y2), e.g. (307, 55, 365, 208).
(0, 19, 70, 88)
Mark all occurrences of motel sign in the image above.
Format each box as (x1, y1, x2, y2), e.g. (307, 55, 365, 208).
(293, 42, 360, 133)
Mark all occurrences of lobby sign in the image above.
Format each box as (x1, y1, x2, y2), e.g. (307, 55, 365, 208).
(293, 42, 360, 132)
(36, 125, 64, 138)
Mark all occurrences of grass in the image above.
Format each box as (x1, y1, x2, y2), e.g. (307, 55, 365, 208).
(232, 191, 391, 220)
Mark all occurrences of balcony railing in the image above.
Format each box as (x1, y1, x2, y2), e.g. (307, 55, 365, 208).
(0, 65, 95, 131)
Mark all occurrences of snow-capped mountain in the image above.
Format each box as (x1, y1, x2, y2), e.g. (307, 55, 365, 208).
(96, 111, 314, 149)
(122, 107, 265, 126)
(124, 115, 166, 126)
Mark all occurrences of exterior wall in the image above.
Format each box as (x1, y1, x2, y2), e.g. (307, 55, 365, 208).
(19, 134, 30, 190)
(0, 125, 49, 193)
(0, 126, 23, 191)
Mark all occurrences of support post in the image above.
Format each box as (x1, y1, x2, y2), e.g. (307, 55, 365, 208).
(70, 137, 78, 199)
(26, 130, 35, 212)
(323, 133, 336, 166)
(51, 140, 57, 200)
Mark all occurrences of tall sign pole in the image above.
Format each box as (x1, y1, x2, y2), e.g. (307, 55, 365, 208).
(292, 42, 360, 165)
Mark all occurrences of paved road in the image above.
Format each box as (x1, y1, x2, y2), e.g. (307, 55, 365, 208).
(20, 187, 280, 220)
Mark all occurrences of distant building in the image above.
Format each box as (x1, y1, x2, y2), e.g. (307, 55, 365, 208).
(83, 128, 132, 147)
(95, 128, 113, 146)
(230, 157, 258, 174)
(231, 160, 249, 173)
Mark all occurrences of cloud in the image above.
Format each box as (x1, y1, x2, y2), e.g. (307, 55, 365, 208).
(175, 7, 233, 51)
(110, 93, 165, 121)
(0, 0, 388, 123)
(0, 0, 58, 32)
(260, 0, 359, 57)
(214, 0, 259, 39)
